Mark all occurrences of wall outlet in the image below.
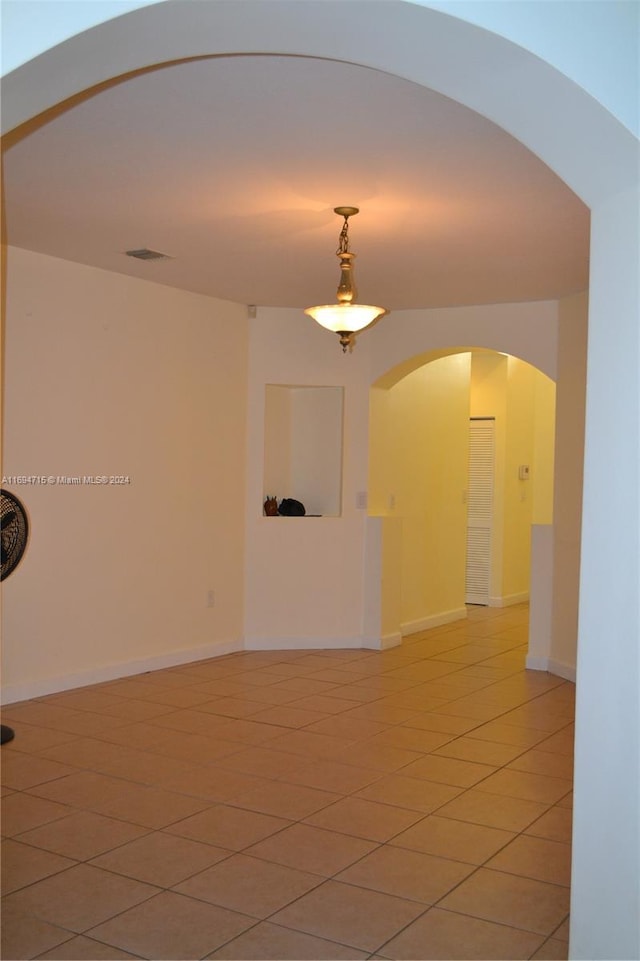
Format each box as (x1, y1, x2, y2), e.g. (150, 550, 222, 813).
(207, 590, 215, 608)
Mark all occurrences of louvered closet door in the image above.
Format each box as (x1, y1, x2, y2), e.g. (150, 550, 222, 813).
(465, 418, 495, 605)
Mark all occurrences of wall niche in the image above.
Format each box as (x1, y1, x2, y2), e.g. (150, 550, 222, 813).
(263, 385, 344, 517)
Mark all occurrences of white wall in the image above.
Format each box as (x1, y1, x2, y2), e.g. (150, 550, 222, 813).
(244, 307, 373, 648)
(2, 247, 249, 701)
(551, 292, 588, 677)
(247, 303, 562, 653)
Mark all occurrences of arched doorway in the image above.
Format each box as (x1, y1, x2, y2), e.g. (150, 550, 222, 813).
(2, 5, 637, 957)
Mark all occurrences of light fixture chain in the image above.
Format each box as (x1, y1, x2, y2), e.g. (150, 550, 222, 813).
(336, 216, 350, 256)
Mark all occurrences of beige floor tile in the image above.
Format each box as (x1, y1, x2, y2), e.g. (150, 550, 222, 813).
(478, 769, 572, 804)
(466, 721, 550, 747)
(90, 831, 232, 886)
(531, 937, 570, 960)
(399, 754, 496, 788)
(134, 686, 219, 708)
(355, 773, 463, 814)
(233, 779, 340, 819)
(266, 676, 339, 696)
(155, 764, 270, 803)
(281, 757, 381, 793)
(204, 716, 295, 744)
(379, 906, 545, 960)
(193, 696, 268, 719)
(486, 835, 572, 885)
(31, 770, 210, 828)
(403, 713, 482, 735)
(433, 736, 524, 766)
(245, 822, 377, 876)
(305, 668, 371, 685)
(218, 745, 310, 779)
(150, 708, 247, 737)
(0, 723, 78, 754)
(15, 810, 148, 860)
(232, 684, 313, 706)
(206, 920, 369, 959)
(38, 737, 193, 787)
(508, 749, 574, 779)
(44, 690, 174, 721)
(94, 721, 245, 764)
(303, 715, 389, 741)
(1, 838, 76, 894)
(287, 694, 359, 714)
(0, 751, 77, 791)
(391, 814, 514, 864)
(335, 844, 475, 903)
(336, 703, 421, 724)
(535, 729, 575, 756)
(0, 903, 74, 960)
(1, 702, 125, 737)
(36, 934, 140, 959)
(1, 792, 73, 836)
(427, 699, 506, 721)
(174, 852, 322, 917)
(331, 741, 423, 773)
(165, 803, 290, 849)
(526, 805, 573, 843)
(435, 788, 550, 831)
(498, 708, 571, 733)
(1, 605, 576, 961)
(270, 879, 426, 953)
(556, 791, 573, 809)
(365, 726, 454, 753)
(439, 868, 571, 935)
(266, 729, 355, 760)
(2, 863, 159, 933)
(304, 796, 424, 842)
(87, 889, 254, 959)
(247, 705, 329, 728)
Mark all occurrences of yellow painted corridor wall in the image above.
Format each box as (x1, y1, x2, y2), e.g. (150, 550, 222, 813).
(370, 350, 555, 633)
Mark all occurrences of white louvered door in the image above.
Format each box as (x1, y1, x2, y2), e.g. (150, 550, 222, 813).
(465, 418, 495, 605)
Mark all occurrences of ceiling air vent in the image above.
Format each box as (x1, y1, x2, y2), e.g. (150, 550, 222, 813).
(125, 248, 172, 262)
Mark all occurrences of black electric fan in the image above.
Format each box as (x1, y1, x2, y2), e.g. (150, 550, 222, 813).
(1, 489, 30, 745)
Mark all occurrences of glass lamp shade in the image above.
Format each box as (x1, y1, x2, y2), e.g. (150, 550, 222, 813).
(304, 303, 388, 334)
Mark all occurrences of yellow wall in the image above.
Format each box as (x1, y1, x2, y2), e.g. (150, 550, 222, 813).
(370, 353, 470, 631)
(370, 349, 555, 632)
(470, 352, 555, 603)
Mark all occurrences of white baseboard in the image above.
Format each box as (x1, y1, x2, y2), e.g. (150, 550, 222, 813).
(526, 653, 576, 683)
(378, 632, 403, 650)
(1, 638, 243, 705)
(401, 607, 467, 637)
(244, 635, 369, 651)
(489, 592, 529, 608)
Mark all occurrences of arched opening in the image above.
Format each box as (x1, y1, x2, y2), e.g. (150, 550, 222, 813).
(369, 348, 559, 659)
(2, 4, 637, 958)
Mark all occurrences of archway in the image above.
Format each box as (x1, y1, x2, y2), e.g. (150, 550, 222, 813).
(2, 4, 638, 958)
(369, 346, 561, 663)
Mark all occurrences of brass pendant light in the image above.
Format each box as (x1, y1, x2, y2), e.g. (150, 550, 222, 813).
(305, 206, 388, 352)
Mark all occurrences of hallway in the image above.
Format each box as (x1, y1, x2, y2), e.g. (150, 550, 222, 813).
(1, 605, 573, 960)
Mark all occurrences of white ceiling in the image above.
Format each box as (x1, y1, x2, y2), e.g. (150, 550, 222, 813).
(3, 54, 590, 310)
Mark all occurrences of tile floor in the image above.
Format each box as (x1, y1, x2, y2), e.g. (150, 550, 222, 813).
(1, 604, 574, 960)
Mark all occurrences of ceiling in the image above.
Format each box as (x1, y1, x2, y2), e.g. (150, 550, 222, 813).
(3, 54, 590, 311)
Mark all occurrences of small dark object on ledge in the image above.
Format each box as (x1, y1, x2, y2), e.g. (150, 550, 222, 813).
(279, 498, 306, 516)
(1, 725, 15, 745)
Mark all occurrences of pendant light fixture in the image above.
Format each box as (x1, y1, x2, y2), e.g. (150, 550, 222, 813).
(305, 206, 388, 352)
